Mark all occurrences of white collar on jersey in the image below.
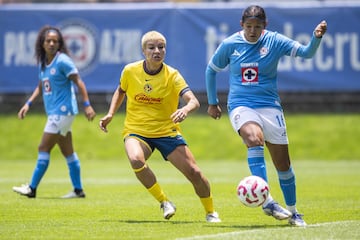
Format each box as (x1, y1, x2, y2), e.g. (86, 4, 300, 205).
(240, 30, 265, 45)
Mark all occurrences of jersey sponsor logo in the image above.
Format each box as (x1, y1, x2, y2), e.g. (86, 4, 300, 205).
(134, 93, 162, 104)
(241, 62, 258, 85)
(58, 19, 98, 76)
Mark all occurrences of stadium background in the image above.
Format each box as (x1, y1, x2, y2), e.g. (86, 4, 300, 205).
(0, 0, 359, 113)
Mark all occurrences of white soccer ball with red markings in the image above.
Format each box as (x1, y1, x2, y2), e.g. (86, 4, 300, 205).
(237, 175, 269, 208)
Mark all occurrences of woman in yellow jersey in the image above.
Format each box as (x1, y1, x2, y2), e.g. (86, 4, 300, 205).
(99, 31, 220, 223)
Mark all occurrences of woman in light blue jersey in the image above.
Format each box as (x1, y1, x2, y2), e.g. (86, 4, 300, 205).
(13, 25, 96, 199)
(206, 5, 327, 227)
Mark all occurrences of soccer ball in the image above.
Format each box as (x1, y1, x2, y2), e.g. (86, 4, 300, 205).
(236, 175, 269, 208)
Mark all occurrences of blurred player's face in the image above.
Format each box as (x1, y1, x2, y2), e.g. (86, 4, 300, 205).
(143, 39, 166, 66)
(43, 31, 60, 58)
(241, 18, 266, 43)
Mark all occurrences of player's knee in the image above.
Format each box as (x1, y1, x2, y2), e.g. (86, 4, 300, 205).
(244, 136, 264, 147)
(129, 159, 146, 170)
(240, 123, 264, 146)
(187, 166, 204, 183)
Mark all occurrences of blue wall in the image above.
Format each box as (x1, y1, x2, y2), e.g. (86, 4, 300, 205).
(1, 2, 359, 93)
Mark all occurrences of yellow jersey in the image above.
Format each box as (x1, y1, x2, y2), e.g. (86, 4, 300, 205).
(120, 60, 189, 138)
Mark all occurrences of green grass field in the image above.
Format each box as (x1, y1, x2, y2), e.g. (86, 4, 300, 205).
(0, 113, 359, 239)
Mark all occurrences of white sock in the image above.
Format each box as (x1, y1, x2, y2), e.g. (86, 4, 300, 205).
(262, 193, 274, 206)
(287, 205, 297, 214)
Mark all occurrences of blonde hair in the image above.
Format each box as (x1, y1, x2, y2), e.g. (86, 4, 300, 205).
(141, 31, 166, 49)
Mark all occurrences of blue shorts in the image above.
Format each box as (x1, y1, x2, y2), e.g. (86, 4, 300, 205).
(127, 134, 187, 160)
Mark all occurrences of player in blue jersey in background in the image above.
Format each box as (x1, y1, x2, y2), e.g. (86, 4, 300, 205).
(13, 25, 96, 199)
(206, 5, 327, 226)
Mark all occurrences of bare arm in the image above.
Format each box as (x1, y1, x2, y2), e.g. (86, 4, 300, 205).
(171, 90, 200, 123)
(17, 81, 41, 119)
(69, 73, 96, 121)
(99, 85, 126, 132)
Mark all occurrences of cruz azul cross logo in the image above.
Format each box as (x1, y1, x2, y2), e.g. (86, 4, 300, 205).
(241, 62, 259, 85)
(59, 19, 98, 76)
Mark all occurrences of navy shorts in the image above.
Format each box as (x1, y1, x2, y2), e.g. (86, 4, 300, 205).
(128, 134, 187, 160)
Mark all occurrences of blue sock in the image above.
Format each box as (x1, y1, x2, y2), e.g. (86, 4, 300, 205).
(247, 146, 268, 182)
(66, 152, 82, 190)
(30, 152, 50, 189)
(278, 166, 296, 206)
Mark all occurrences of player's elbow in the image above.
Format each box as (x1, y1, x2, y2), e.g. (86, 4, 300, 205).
(189, 98, 200, 112)
(194, 99, 200, 110)
(303, 53, 316, 59)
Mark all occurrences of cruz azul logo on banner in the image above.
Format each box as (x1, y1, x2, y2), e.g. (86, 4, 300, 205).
(59, 19, 98, 76)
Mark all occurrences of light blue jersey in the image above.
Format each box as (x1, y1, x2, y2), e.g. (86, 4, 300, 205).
(39, 52, 79, 116)
(206, 30, 322, 111)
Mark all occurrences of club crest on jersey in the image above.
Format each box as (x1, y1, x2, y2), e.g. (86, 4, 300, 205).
(241, 63, 258, 85)
(43, 78, 51, 94)
(144, 83, 153, 93)
(58, 19, 98, 76)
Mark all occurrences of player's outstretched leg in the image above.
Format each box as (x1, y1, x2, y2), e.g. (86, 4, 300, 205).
(262, 200, 292, 220)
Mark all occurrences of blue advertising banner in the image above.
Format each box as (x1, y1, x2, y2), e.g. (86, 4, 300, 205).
(0, 2, 359, 93)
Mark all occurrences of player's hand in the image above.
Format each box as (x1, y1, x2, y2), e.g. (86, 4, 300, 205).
(314, 20, 327, 38)
(84, 106, 96, 121)
(18, 105, 29, 119)
(99, 114, 113, 133)
(171, 109, 188, 123)
(207, 105, 222, 120)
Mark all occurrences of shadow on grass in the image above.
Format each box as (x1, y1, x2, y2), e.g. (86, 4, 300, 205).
(100, 219, 198, 224)
(36, 197, 85, 200)
(100, 219, 289, 229)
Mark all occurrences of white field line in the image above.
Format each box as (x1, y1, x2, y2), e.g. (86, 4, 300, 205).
(0, 177, 190, 185)
(175, 220, 360, 240)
